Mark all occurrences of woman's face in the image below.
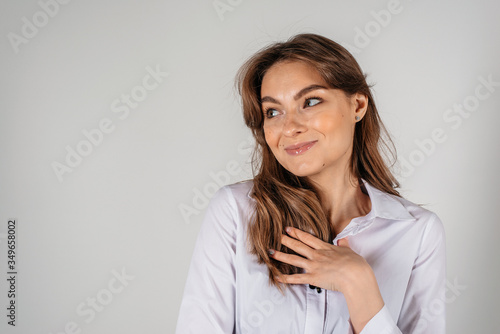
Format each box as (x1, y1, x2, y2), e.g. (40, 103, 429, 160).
(260, 60, 367, 182)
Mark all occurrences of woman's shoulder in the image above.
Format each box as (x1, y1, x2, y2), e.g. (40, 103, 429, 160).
(389, 193, 445, 244)
(222, 179, 254, 199)
(393, 193, 439, 221)
(364, 180, 444, 231)
(207, 179, 255, 214)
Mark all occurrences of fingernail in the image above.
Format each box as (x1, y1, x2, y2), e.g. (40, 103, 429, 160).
(268, 249, 275, 256)
(285, 227, 291, 234)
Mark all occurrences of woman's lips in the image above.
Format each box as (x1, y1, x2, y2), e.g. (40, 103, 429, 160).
(284, 140, 317, 155)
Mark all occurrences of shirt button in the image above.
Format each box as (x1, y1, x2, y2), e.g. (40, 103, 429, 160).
(309, 284, 322, 293)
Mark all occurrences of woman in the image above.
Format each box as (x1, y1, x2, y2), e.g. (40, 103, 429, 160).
(175, 33, 446, 334)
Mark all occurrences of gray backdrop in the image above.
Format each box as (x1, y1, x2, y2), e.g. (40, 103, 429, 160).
(1, 0, 499, 333)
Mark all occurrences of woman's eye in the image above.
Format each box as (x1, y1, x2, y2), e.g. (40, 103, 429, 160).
(265, 108, 280, 118)
(305, 98, 321, 107)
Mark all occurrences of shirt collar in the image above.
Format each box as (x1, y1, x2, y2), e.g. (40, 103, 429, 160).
(360, 178, 415, 221)
(245, 178, 416, 222)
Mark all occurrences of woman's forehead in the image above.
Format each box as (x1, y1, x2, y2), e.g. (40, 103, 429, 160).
(261, 61, 327, 97)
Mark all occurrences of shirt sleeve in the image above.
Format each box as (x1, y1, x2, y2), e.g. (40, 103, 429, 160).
(360, 213, 447, 334)
(175, 186, 238, 334)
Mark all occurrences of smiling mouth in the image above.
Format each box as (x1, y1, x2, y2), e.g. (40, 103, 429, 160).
(284, 140, 317, 156)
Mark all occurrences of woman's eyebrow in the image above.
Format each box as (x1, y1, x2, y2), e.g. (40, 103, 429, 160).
(293, 84, 327, 100)
(260, 84, 328, 104)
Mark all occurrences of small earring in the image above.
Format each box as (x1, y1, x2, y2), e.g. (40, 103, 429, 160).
(355, 116, 360, 121)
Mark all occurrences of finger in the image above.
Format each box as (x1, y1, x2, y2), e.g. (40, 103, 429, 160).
(285, 226, 328, 249)
(270, 248, 309, 269)
(337, 236, 350, 248)
(281, 234, 315, 258)
(275, 273, 309, 285)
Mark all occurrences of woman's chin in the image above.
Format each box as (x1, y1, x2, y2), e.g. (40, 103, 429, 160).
(284, 165, 322, 179)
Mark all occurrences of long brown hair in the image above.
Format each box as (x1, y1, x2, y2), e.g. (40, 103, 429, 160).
(236, 33, 400, 293)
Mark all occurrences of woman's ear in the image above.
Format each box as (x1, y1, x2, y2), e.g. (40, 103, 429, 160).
(352, 93, 368, 122)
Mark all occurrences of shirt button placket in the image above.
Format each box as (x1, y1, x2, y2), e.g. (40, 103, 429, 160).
(304, 284, 326, 334)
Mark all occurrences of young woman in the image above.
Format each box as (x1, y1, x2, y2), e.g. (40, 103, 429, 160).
(175, 33, 446, 334)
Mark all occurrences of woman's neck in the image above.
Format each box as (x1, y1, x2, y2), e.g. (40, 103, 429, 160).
(309, 172, 372, 236)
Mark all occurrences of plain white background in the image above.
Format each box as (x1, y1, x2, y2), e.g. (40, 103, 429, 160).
(0, 0, 499, 333)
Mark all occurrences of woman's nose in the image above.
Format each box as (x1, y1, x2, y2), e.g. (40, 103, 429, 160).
(282, 111, 307, 137)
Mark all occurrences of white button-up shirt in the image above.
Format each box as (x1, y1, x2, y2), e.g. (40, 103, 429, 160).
(175, 179, 446, 333)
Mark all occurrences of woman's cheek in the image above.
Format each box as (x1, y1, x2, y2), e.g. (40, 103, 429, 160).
(264, 128, 277, 146)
